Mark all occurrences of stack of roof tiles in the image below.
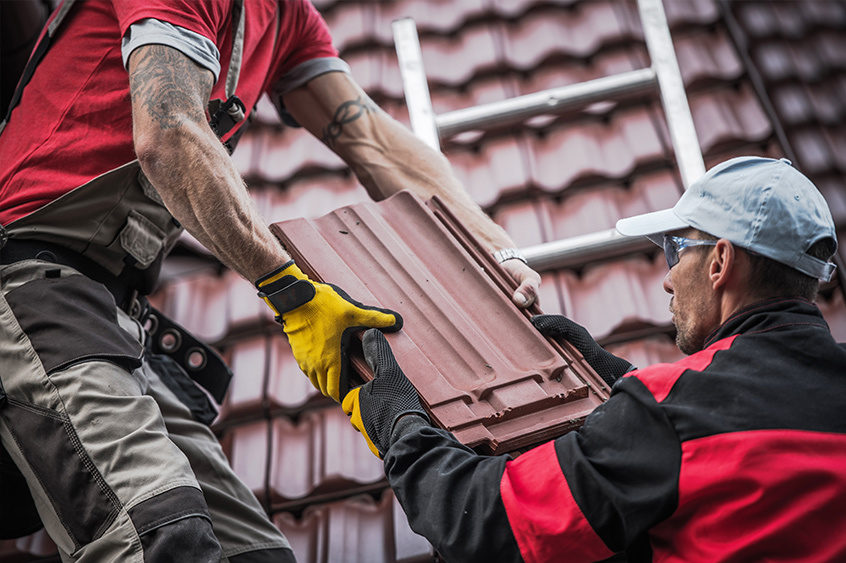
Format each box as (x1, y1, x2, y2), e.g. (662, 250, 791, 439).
(3, 0, 845, 561)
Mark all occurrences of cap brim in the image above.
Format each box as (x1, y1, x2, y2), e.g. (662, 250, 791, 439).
(615, 208, 688, 239)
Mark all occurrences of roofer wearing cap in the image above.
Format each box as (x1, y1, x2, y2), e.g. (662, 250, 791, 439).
(341, 156, 846, 562)
(0, 0, 541, 559)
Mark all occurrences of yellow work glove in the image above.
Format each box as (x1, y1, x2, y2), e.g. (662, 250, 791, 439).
(256, 261, 402, 402)
(342, 329, 429, 459)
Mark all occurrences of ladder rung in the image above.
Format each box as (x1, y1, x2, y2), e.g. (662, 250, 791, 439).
(436, 67, 658, 138)
(393, 0, 706, 271)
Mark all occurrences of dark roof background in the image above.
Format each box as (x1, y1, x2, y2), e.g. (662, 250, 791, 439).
(2, 0, 845, 560)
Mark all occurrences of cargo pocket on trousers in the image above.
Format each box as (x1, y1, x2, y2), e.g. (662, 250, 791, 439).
(5, 272, 143, 375)
(0, 399, 121, 549)
(146, 354, 219, 426)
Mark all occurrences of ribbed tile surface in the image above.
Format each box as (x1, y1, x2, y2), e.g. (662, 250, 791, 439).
(270, 192, 608, 454)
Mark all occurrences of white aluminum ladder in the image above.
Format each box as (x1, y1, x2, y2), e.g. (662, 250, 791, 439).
(392, 0, 705, 270)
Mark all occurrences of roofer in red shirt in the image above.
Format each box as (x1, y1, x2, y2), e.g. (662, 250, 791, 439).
(342, 156, 846, 562)
(0, 0, 540, 559)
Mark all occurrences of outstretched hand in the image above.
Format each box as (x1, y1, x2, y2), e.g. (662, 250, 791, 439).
(500, 259, 541, 308)
(531, 314, 635, 386)
(342, 329, 429, 458)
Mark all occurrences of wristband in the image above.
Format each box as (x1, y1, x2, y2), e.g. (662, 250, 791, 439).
(492, 247, 528, 265)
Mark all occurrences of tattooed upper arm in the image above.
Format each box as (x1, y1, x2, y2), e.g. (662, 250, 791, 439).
(128, 45, 214, 131)
(281, 71, 386, 152)
(321, 95, 378, 149)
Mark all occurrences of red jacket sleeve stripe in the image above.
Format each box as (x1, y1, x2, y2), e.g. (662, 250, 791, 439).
(630, 335, 737, 402)
(500, 441, 614, 563)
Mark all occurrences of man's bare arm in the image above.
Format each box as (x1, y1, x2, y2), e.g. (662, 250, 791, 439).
(283, 71, 540, 306)
(129, 44, 288, 282)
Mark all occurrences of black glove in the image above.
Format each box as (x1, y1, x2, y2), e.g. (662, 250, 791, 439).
(531, 314, 634, 386)
(341, 329, 429, 458)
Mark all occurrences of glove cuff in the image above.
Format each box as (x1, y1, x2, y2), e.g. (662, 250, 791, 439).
(388, 413, 431, 451)
(390, 410, 429, 438)
(256, 261, 315, 316)
(378, 409, 430, 458)
(254, 260, 307, 289)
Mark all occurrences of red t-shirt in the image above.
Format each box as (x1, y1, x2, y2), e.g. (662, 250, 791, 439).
(0, 0, 337, 224)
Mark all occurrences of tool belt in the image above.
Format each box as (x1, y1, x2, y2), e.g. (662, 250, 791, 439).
(0, 239, 232, 406)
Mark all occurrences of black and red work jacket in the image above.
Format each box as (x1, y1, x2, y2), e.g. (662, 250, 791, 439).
(385, 297, 846, 562)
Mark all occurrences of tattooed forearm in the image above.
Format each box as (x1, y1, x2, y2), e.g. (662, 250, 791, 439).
(129, 45, 214, 130)
(321, 95, 377, 148)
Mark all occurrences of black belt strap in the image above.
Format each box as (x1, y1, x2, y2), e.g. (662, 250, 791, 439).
(0, 239, 138, 308)
(0, 239, 232, 405)
(145, 307, 232, 405)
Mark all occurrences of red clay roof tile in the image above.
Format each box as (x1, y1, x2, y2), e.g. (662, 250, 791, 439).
(607, 335, 685, 369)
(688, 84, 772, 154)
(526, 107, 667, 192)
(156, 273, 229, 343)
(374, 0, 488, 40)
(500, 3, 639, 68)
(492, 199, 548, 247)
(255, 128, 347, 181)
(323, 3, 374, 52)
(273, 491, 433, 563)
(429, 76, 516, 115)
(660, 0, 720, 29)
(558, 255, 671, 339)
(535, 170, 683, 241)
(218, 335, 268, 423)
(226, 419, 270, 501)
(819, 291, 846, 342)
(674, 29, 745, 88)
(0, 529, 57, 561)
(268, 409, 385, 504)
(446, 135, 531, 207)
(270, 192, 608, 454)
(254, 175, 370, 224)
(419, 23, 502, 86)
(225, 269, 274, 331)
(266, 337, 329, 412)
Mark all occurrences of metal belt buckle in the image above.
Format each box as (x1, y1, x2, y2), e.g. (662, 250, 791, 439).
(127, 291, 150, 323)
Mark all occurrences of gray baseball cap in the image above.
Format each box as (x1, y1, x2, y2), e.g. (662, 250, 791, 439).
(615, 156, 837, 281)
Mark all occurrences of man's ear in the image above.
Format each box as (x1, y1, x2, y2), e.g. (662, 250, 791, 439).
(709, 239, 735, 290)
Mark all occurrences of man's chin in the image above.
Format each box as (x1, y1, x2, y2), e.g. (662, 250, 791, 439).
(675, 332, 704, 355)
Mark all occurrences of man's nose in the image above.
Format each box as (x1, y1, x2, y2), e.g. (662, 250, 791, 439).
(662, 270, 674, 294)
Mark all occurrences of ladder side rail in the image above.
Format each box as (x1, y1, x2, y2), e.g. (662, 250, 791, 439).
(637, 0, 705, 188)
(392, 18, 440, 150)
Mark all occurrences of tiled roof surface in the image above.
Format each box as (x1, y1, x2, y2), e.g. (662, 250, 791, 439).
(4, 1, 845, 561)
(273, 491, 433, 563)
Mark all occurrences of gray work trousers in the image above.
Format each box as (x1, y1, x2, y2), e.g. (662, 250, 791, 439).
(0, 260, 293, 562)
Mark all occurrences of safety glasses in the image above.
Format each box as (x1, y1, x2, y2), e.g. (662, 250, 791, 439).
(663, 235, 717, 270)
